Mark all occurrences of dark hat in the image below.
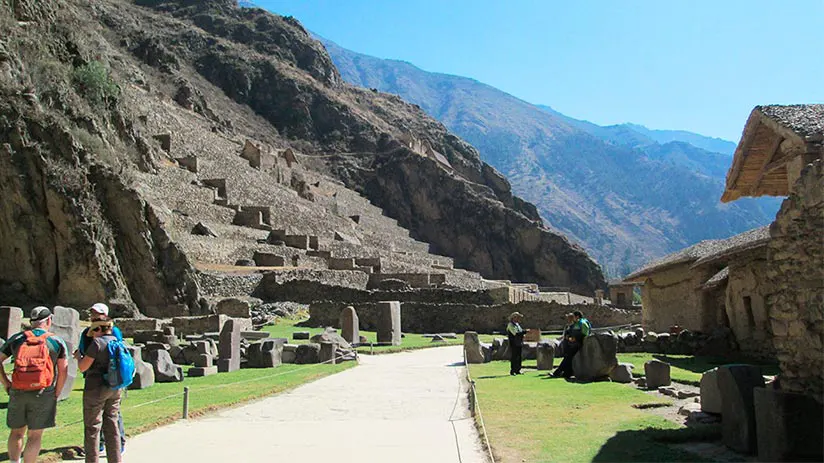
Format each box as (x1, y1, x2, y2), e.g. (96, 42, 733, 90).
(30, 306, 52, 322)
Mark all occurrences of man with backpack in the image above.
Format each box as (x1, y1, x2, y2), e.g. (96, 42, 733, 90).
(0, 307, 69, 463)
(75, 314, 132, 463)
(78, 304, 126, 456)
(552, 310, 591, 378)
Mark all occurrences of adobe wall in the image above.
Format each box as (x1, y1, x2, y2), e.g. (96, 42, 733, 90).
(307, 300, 640, 334)
(640, 263, 710, 332)
(766, 160, 824, 401)
(725, 254, 773, 358)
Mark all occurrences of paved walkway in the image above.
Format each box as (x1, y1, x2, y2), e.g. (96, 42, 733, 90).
(126, 346, 488, 462)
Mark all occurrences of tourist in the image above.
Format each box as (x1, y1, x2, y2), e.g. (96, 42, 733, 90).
(552, 310, 590, 378)
(78, 304, 126, 456)
(0, 307, 69, 463)
(507, 312, 526, 376)
(559, 312, 575, 354)
(75, 316, 123, 462)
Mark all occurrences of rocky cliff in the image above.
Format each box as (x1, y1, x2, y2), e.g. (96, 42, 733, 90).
(0, 0, 604, 315)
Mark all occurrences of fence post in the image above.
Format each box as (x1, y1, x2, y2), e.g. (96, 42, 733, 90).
(182, 386, 190, 419)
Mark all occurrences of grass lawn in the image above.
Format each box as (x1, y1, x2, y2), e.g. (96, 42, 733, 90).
(0, 361, 354, 461)
(261, 317, 492, 354)
(617, 353, 780, 385)
(469, 360, 718, 463)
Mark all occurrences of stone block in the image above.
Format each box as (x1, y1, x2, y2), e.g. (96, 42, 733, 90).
(536, 342, 554, 370)
(49, 306, 80, 401)
(521, 342, 537, 360)
(718, 364, 765, 454)
(240, 331, 270, 340)
(176, 156, 198, 173)
(644, 359, 671, 389)
(293, 331, 310, 340)
(754, 387, 823, 462)
(318, 342, 336, 364)
(247, 339, 284, 368)
(193, 354, 213, 368)
(215, 298, 252, 318)
(127, 346, 154, 390)
(133, 330, 177, 346)
(217, 319, 241, 373)
(610, 362, 634, 383)
(572, 332, 618, 381)
(333, 231, 361, 245)
(376, 301, 401, 346)
(252, 252, 286, 267)
(329, 257, 356, 270)
(295, 343, 320, 364)
(700, 368, 722, 414)
(464, 332, 486, 364)
(171, 314, 229, 337)
(524, 328, 542, 343)
(283, 235, 310, 249)
(0, 306, 23, 340)
(147, 349, 183, 383)
(339, 306, 359, 344)
(153, 133, 171, 152)
(282, 344, 297, 364)
(188, 366, 218, 377)
(491, 338, 510, 361)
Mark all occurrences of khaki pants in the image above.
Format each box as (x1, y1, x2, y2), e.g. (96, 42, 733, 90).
(83, 387, 122, 463)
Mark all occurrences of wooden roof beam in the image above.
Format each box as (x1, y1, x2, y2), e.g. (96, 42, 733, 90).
(726, 116, 761, 192)
(749, 134, 784, 195)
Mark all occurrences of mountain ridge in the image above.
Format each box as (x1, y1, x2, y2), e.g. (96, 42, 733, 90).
(318, 35, 778, 277)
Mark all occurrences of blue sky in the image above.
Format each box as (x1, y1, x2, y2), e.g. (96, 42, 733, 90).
(255, 0, 823, 142)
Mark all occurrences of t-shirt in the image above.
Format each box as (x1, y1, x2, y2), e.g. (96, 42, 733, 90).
(78, 326, 123, 355)
(83, 335, 117, 390)
(0, 329, 67, 392)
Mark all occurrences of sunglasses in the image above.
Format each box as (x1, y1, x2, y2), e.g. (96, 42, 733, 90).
(91, 326, 108, 333)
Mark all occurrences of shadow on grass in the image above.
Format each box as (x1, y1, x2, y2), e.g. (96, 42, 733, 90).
(593, 425, 721, 462)
(476, 375, 511, 379)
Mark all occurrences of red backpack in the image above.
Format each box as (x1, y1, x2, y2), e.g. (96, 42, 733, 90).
(12, 331, 55, 391)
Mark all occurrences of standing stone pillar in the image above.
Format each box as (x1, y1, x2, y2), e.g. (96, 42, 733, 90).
(0, 306, 23, 340)
(318, 342, 336, 364)
(127, 345, 155, 390)
(463, 332, 485, 364)
(339, 306, 359, 345)
(49, 306, 80, 401)
(718, 364, 765, 454)
(217, 319, 241, 373)
(536, 342, 555, 370)
(376, 301, 401, 346)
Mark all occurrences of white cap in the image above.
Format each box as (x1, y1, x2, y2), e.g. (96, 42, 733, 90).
(89, 303, 109, 316)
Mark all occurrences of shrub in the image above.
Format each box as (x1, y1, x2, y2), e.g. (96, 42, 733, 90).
(72, 60, 119, 106)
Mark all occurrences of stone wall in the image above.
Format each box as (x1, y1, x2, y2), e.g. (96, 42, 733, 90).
(641, 263, 715, 332)
(766, 160, 824, 402)
(307, 301, 640, 334)
(725, 253, 773, 358)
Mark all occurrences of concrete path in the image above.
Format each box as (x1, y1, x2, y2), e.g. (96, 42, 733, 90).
(125, 346, 488, 462)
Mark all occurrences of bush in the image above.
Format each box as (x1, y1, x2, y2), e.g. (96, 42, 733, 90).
(72, 60, 119, 106)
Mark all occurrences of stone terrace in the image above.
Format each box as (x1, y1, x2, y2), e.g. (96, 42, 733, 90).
(126, 90, 519, 300)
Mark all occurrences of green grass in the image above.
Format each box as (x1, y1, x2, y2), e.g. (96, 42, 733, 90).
(617, 353, 780, 385)
(0, 361, 354, 461)
(469, 360, 717, 462)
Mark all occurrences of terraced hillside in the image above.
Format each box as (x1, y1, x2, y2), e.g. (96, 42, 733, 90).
(0, 0, 604, 316)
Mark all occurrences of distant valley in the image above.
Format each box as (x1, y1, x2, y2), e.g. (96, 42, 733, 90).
(319, 37, 780, 277)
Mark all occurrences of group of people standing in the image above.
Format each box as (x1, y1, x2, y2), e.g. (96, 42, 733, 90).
(505, 310, 591, 378)
(0, 304, 127, 463)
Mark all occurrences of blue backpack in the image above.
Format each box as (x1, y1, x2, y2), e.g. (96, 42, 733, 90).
(105, 339, 135, 390)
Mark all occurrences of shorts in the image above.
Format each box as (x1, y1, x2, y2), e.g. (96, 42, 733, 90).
(7, 389, 57, 430)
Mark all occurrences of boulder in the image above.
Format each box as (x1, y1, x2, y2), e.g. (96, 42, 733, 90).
(463, 331, 485, 364)
(700, 368, 722, 414)
(644, 359, 671, 389)
(127, 346, 155, 390)
(536, 342, 554, 370)
(295, 343, 321, 364)
(609, 362, 633, 383)
(146, 349, 183, 383)
(754, 387, 823, 462)
(521, 342, 537, 360)
(247, 339, 284, 368)
(634, 327, 645, 340)
(191, 222, 218, 237)
(310, 327, 351, 349)
(215, 298, 252, 318)
(571, 332, 618, 380)
(431, 335, 446, 343)
(491, 338, 510, 361)
(717, 364, 765, 454)
(318, 342, 336, 364)
(188, 366, 218, 377)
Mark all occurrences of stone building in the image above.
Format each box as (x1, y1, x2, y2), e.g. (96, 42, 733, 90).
(624, 226, 771, 353)
(721, 104, 823, 401)
(607, 280, 639, 308)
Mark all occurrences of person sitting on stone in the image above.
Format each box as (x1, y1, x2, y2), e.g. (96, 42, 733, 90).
(507, 312, 526, 376)
(559, 312, 575, 355)
(78, 304, 125, 457)
(552, 311, 590, 378)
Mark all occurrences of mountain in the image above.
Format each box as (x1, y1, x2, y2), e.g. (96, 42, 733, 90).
(320, 37, 779, 277)
(0, 0, 604, 312)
